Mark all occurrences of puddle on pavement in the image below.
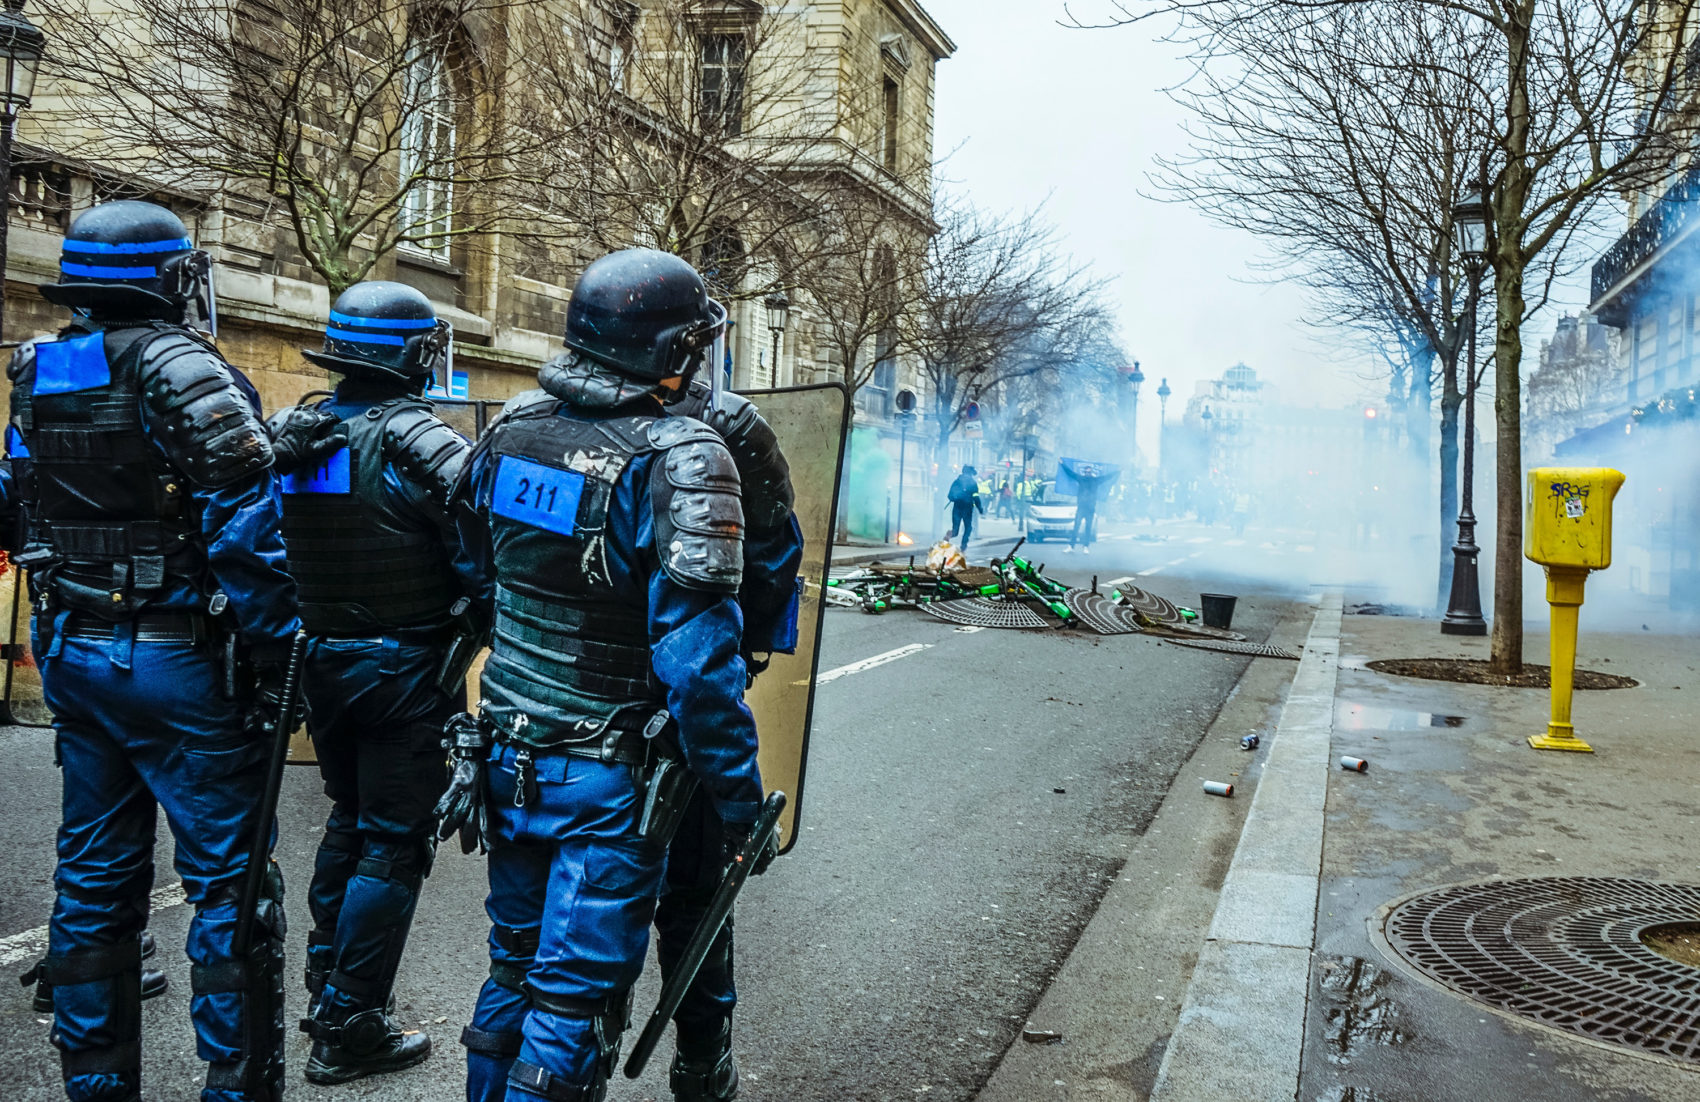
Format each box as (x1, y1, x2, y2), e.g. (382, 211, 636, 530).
(1318, 956, 1407, 1065)
(1336, 702, 1466, 730)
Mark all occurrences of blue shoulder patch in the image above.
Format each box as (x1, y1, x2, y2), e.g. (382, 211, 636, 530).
(4, 425, 27, 459)
(282, 447, 352, 494)
(493, 455, 585, 536)
(33, 332, 111, 395)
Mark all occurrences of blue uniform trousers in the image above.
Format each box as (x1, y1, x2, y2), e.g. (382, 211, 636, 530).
(303, 636, 456, 1019)
(655, 787, 737, 1054)
(37, 624, 280, 1102)
(464, 745, 667, 1101)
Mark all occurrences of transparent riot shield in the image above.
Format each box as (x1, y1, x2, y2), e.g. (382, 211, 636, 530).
(0, 557, 50, 727)
(736, 383, 851, 853)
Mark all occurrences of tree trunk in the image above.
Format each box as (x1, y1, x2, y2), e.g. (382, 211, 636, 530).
(1436, 347, 1461, 611)
(1489, 257, 1526, 673)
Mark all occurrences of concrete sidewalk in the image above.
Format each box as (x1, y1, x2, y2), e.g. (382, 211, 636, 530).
(977, 597, 1700, 1102)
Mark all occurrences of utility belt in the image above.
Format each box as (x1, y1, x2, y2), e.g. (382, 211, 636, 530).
(490, 709, 697, 845)
(58, 610, 218, 646)
(310, 624, 456, 647)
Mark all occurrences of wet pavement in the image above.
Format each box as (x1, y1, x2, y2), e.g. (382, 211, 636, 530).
(1302, 611, 1700, 1102)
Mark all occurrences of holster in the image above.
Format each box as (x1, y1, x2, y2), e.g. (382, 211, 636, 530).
(434, 596, 484, 696)
(636, 712, 696, 847)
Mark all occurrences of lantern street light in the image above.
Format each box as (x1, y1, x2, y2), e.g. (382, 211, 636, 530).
(763, 289, 790, 385)
(1126, 360, 1144, 475)
(1442, 186, 1489, 636)
(1155, 376, 1172, 488)
(0, 0, 46, 340)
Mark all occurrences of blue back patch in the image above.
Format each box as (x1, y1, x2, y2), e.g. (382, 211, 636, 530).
(493, 456, 585, 536)
(5, 425, 28, 459)
(282, 447, 352, 494)
(33, 333, 112, 395)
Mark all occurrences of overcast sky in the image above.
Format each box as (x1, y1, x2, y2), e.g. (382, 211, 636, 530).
(916, 0, 1589, 445)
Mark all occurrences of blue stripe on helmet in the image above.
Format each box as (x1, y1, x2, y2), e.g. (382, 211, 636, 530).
(62, 261, 160, 279)
(325, 326, 407, 347)
(329, 309, 436, 330)
(61, 237, 194, 255)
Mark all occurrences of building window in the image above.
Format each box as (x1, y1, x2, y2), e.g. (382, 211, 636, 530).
(881, 76, 900, 172)
(400, 44, 456, 261)
(700, 35, 746, 136)
(610, 2, 637, 89)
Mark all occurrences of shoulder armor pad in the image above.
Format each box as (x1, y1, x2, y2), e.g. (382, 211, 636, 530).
(6, 338, 38, 384)
(384, 406, 472, 510)
(649, 417, 744, 593)
(138, 335, 274, 487)
(699, 393, 795, 532)
(490, 388, 559, 430)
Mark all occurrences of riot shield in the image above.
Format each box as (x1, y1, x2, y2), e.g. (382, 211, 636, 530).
(0, 558, 50, 727)
(736, 383, 850, 854)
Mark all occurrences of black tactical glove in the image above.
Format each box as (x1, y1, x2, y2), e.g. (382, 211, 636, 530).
(435, 712, 491, 854)
(265, 406, 344, 475)
(722, 819, 779, 877)
(245, 661, 289, 740)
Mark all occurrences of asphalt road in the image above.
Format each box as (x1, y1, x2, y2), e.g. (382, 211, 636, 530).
(0, 522, 1302, 1101)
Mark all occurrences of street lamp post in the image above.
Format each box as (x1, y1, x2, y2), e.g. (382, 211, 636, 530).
(1156, 376, 1171, 490)
(1442, 186, 1489, 636)
(763, 290, 790, 387)
(1126, 360, 1144, 468)
(0, 0, 45, 730)
(894, 388, 915, 538)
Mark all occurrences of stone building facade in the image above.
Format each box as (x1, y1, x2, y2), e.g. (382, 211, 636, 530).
(2, 0, 952, 432)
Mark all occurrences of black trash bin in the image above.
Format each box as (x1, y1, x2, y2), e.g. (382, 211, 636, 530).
(1200, 593, 1237, 630)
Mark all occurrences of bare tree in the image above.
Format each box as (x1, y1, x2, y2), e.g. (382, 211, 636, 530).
(906, 195, 1112, 502)
(1080, 0, 1698, 671)
(518, 0, 892, 299)
(35, 0, 552, 296)
(785, 197, 914, 398)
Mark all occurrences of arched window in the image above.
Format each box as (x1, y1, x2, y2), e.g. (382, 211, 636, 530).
(399, 38, 457, 261)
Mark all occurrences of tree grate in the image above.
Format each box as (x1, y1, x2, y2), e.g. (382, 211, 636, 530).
(921, 598, 1050, 630)
(1162, 636, 1299, 660)
(1062, 589, 1144, 635)
(1384, 877, 1700, 1064)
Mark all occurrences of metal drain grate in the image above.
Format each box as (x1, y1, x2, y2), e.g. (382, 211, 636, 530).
(1384, 877, 1700, 1063)
(1063, 589, 1143, 635)
(1113, 584, 1185, 625)
(921, 598, 1050, 630)
(1162, 636, 1299, 660)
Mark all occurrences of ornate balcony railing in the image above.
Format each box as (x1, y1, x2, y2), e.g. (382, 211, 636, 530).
(1591, 162, 1700, 304)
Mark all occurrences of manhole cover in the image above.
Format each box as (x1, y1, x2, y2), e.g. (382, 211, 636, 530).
(1114, 584, 1185, 626)
(1162, 636, 1300, 660)
(1384, 877, 1700, 1063)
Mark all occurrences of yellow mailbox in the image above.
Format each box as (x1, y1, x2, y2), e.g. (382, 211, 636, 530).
(1524, 466, 1626, 753)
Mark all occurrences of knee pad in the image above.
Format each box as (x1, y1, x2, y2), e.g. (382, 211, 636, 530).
(522, 985, 634, 1084)
(194, 873, 286, 1101)
(42, 939, 143, 1086)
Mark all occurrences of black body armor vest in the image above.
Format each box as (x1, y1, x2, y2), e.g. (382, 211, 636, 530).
(479, 397, 663, 749)
(8, 326, 207, 618)
(279, 397, 462, 636)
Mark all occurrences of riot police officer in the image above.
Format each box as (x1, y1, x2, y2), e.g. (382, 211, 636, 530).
(3, 200, 298, 1102)
(657, 381, 803, 1101)
(437, 248, 762, 1102)
(271, 281, 483, 1083)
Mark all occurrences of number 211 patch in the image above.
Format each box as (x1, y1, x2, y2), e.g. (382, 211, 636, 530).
(493, 455, 586, 536)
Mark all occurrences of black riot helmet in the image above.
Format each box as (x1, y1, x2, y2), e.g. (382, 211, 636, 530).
(41, 200, 218, 333)
(303, 280, 452, 385)
(563, 249, 727, 393)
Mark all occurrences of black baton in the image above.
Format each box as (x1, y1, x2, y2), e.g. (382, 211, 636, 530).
(623, 790, 786, 1079)
(232, 630, 309, 957)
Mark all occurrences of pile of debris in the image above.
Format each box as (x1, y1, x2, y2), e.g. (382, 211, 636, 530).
(826, 539, 1298, 659)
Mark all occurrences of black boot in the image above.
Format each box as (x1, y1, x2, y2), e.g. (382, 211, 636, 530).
(303, 1006, 431, 1085)
(670, 1023, 739, 1102)
(25, 931, 169, 1013)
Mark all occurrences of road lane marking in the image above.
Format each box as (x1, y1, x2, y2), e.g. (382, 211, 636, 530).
(0, 882, 188, 968)
(953, 626, 985, 634)
(1187, 536, 1212, 544)
(796, 644, 932, 686)
(1224, 538, 1247, 547)
(1137, 565, 1166, 576)
(1104, 576, 1136, 588)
